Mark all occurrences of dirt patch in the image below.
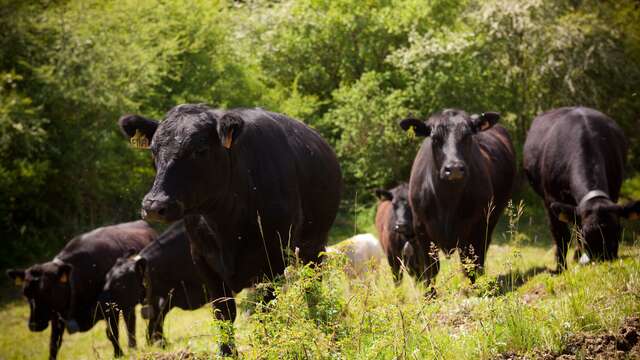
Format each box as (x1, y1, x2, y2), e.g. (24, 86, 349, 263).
(498, 316, 640, 359)
(522, 283, 547, 305)
(140, 350, 207, 360)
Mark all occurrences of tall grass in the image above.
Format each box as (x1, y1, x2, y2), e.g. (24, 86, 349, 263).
(1, 202, 639, 359)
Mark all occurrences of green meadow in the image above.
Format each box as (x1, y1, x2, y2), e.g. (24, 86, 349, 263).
(2, 201, 638, 359)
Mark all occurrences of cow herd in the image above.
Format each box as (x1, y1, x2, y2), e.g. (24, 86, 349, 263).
(6, 105, 640, 359)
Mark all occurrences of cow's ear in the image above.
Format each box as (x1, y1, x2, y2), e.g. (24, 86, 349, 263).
(118, 114, 158, 149)
(375, 189, 393, 201)
(550, 202, 577, 223)
(218, 113, 245, 149)
(6, 269, 26, 286)
(399, 118, 430, 137)
(471, 112, 500, 132)
(135, 257, 147, 277)
(621, 200, 640, 220)
(57, 264, 72, 284)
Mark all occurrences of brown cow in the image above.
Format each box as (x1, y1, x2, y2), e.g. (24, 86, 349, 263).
(374, 183, 422, 284)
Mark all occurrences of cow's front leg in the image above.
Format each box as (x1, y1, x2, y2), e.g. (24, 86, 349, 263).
(421, 241, 440, 298)
(123, 307, 137, 349)
(105, 309, 123, 357)
(49, 316, 64, 360)
(546, 206, 571, 272)
(212, 288, 237, 357)
(459, 241, 486, 283)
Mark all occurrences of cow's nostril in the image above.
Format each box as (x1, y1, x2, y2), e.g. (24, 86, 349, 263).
(156, 207, 166, 216)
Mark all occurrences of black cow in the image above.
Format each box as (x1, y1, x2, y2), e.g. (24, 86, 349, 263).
(399, 109, 516, 290)
(6, 221, 156, 360)
(118, 104, 342, 354)
(374, 183, 420, 284)
(101, 220, 212, 346)
(523, 106, 640, 271)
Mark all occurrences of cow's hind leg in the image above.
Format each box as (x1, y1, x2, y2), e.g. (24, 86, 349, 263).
(105, 310, 123, 357)
(192, 253, 237, 356)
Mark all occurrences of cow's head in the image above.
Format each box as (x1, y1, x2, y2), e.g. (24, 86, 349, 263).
(399, 109, 499, 182)
(551, 199, 640, 262)
(119, 104, 241, 223)
(6, 261, 72, 332)
(101, 251, 147, 312)
(375, 183, 413, 237)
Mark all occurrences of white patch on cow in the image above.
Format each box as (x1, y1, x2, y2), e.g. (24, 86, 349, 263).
(579, 253, 591, 265)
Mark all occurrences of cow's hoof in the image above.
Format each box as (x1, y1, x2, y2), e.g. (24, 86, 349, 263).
(424, 287, 437, 300)
(218, 343, 237, 357)
(65, 319, 79, 334)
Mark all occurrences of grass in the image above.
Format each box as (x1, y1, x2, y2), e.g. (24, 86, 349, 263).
(1, 199, 639, 359)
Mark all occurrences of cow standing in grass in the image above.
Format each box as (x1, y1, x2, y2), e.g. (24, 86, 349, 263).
(399, 109, 516, 292)
(375, 183, 421, 284)
(523, 106, 640, 271)
(118, 104, 342, 354)
(100, 220, 212, 347)
(6, 221, 156, 360)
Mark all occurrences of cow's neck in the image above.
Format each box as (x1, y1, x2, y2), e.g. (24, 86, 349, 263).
(568, 141, 610, 204)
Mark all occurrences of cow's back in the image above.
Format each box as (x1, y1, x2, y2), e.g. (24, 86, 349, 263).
(228, 109, 341, 261)
(524, 107, 627, 201)
(476, 124, 516, 208)
(58, 221, 157, 326)
(258, 110, 342, 236)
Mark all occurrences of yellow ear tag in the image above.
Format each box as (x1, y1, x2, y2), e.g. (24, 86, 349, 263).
(629, 212, 639, 221)
(223, 129, 233, 149)
(130, 129, 150, 149)
(407, 126, 416, 139)
(59, 273, 69, 284)
(558, 212, 570, 223)
(14, 278, 23, 286)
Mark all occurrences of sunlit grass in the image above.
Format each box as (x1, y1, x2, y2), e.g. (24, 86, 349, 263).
(1, 204, 639, 359)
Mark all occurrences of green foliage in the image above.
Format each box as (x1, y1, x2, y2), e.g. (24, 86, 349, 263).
(3, 241, 640, 358)
(324, 72, 417, 193)
(1, 0, 639, 267)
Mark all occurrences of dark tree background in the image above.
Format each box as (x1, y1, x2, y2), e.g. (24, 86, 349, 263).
(1, 0, 639, 269)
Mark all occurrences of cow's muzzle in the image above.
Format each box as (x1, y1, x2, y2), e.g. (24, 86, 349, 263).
(393, 223, 413, 236)
(141, 196, 183, 223)
(441, 162, 466, 181)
